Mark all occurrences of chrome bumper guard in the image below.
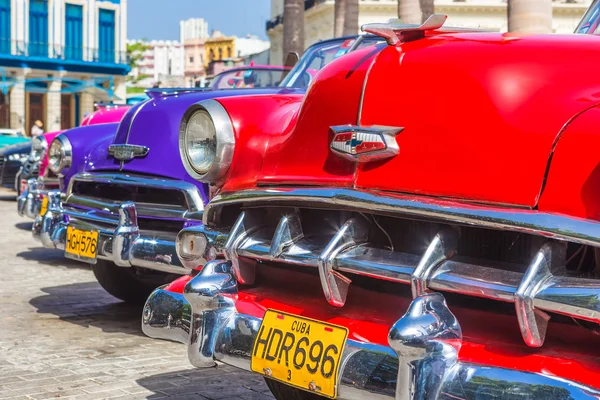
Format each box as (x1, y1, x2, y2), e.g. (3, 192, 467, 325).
(17, 178, 46, 219)
(32, 189, 189, 274)
(142, 260, 600, 399)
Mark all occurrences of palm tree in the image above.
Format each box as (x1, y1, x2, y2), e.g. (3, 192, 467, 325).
(398, 0, 422, 25)
(334, 0, 347, 37)
(420, 0, 434, 23)
(343, 0, 359, 35)
(283, 0, 305, 62)
(507, 0, 552, 33)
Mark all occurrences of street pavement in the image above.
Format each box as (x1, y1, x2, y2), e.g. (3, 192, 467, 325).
(0, 188, 274, 399)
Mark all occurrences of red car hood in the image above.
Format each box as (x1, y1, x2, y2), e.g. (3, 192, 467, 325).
(248, 33, 600, 208)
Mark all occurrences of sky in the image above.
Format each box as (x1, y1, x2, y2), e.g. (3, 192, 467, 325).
(127, 0, 272, 41)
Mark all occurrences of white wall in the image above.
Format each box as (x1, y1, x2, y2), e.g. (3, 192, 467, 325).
(180, 18, 209, 43)
(235, 36, 270, 57)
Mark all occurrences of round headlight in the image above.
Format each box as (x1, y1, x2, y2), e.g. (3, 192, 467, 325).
(30, 136, 47, 161)
(48, 136, 72, 174)
(185, 110, 217, 175)
(179, 99, 235, 184)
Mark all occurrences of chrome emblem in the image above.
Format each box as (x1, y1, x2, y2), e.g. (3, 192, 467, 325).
(330, 125, 403, 163)
(108, 144, 150, 161)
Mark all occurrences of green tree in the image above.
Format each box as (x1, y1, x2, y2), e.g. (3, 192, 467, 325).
(126, 40, 150, 70)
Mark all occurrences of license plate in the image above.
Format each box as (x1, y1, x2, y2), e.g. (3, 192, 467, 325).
(251, 310, 348, 399)
(65, 226, 98, 262)
(39, 196, 48, 217)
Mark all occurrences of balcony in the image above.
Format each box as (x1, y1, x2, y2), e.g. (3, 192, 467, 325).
(266, 0, 328, 30)
(0, 39, 130, 76)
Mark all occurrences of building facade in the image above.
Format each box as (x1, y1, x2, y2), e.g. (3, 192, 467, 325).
(204, 31, 235, 69)
(152, 40, 184, 86)
(184, 38, 206, 87)
(267, 0, 590, 65)
(180, 17, 209, 43)
(0, 0, 129, 134)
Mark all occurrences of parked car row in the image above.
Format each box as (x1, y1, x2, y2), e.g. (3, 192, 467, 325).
(12, 5, 600, 398)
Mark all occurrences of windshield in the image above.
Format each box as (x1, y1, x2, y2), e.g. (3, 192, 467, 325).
(281, 36, 384, 88)
(575, 0, 600, 34)
(209, 68, 289, 89)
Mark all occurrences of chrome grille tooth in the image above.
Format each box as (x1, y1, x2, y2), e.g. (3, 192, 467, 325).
(318, 217, 370, 307)
(198, 206, 600, 347)
(515, 242, 565, 347)
(270, 210, 304, 259)
(224, 211, 261, 285)
(411, 229, 458, 298)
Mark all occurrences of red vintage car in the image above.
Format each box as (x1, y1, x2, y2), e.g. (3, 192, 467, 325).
(142, 13, 600, 400)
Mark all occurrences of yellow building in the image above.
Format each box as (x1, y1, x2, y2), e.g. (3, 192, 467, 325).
(204, 32, 235, 68)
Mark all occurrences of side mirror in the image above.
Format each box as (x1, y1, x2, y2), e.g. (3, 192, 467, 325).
(280, 51, 300, 82)
(284, 51, 300, 68)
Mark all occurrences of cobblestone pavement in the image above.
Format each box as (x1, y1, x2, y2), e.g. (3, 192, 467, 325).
(0, 189, 273, 400)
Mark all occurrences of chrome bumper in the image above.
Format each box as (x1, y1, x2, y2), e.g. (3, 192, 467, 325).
(32, 190, 192, 275)
(17, 178, 45, 219)
(142, 260, 600, 399)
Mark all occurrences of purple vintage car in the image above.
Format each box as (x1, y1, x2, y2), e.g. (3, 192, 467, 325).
(32, 36, 382, 303)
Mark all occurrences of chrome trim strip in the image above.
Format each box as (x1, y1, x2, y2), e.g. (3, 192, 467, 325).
(142, 277, 600, 399)
(357, 52, 377, 126)
(204, 188, 600, 248)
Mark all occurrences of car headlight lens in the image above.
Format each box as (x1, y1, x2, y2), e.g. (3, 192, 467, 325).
(185, 110, 216, 174)
(48, 136, 72, 174)
(30, 136, 47, 162)
(179, 99, 235, 184)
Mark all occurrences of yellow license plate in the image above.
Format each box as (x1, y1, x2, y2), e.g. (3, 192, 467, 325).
(39, 196, 48, 217)
(65, 226, 98, 262)
(251, 310, 348, 398)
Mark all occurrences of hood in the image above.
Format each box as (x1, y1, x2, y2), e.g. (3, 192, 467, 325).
(251, 33, 600, 207)
(0, 141, 31, 156)
(0, 137, 30, 149)
(87, 88, 304, 187)
(59, 123, 120, 190)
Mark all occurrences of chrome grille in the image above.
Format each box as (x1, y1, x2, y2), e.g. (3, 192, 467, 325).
(202, 188, 600, 348)
(66, 173, 205, 220)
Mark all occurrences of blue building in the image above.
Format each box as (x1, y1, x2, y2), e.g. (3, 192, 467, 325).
(0, 0, 129, 134)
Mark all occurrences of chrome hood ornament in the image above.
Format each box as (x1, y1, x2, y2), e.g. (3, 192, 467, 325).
(362, 14, 448, 45)
(108, 144, 150, 162)
(330, 125, 403, 163)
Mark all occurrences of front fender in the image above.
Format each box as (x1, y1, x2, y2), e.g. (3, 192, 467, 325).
(538, 105, 600, 221)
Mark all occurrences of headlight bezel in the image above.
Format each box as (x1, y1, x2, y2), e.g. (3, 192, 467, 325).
(179, 99, 235, 184)
(30, 136, 48, 162)
(48, 135, 72, 175)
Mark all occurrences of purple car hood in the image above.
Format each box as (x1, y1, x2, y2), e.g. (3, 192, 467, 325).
(59, 123, 120, 191)
(85, 88, 304, 192)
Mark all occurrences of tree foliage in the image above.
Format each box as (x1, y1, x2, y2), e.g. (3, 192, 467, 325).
(126, 40, 150, 69)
